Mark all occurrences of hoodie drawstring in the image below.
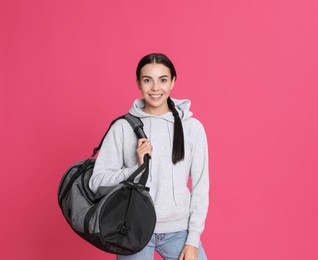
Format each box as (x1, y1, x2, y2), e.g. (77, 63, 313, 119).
(167, 121, 177, 206)
(148, 117, 153, 182)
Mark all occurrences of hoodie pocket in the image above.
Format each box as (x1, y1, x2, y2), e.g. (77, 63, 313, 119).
(177, 187, 191, 209)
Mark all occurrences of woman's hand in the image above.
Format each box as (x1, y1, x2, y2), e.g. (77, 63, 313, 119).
(179, 245, 198, 260)
(136, 138, 152, 165)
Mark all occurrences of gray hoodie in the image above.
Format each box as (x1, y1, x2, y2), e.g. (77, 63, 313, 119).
(89, 98, 209, 248)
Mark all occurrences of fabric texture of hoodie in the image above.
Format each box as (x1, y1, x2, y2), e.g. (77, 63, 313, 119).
(89, 98, 209, 248)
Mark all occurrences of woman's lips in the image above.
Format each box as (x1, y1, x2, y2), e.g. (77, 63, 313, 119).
(148, 94, 163, 100)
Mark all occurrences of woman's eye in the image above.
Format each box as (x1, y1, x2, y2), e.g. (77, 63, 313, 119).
(160, 78, 167, 83)
(143, 79, 151, 83)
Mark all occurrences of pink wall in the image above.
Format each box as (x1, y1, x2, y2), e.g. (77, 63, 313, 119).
(1, 0, 318, 259)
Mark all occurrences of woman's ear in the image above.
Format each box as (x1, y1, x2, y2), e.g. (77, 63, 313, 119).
(170, 76, 176, 90)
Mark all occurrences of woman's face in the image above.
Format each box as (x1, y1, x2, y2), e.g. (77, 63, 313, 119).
(137, 63, 175, 115)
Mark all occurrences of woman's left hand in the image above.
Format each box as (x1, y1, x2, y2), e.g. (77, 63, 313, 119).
(179, 245, 198, 260)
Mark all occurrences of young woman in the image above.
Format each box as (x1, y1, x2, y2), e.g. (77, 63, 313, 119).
(89, 53, 209, 260)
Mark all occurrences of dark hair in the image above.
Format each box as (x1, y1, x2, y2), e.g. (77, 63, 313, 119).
(167, 97, 185, 164)
(136, 53, 184, 164)
(136, 53, 177, 81)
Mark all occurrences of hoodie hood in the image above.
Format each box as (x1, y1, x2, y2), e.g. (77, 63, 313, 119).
(129, 98, 193, 122)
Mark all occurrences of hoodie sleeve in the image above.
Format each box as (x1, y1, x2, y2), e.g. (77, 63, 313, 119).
(89, 120, 139, 193)
(186, 120, 210, 248)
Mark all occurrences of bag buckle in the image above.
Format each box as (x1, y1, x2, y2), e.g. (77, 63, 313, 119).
(120, 226, 130, 236)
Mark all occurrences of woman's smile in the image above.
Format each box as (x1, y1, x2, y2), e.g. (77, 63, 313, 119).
(148, 94, 164, 100)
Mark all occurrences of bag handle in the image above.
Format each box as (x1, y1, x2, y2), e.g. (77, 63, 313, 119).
(124, 157, 148, 184)
(91, 113, 149, 156)
(92, 113, 151, 186)
(124, 114, 150, 186)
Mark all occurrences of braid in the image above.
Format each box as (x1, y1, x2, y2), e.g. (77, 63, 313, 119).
(167, 97, 185, 164)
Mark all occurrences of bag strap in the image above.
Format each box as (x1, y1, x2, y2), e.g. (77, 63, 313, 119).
(91, 113, 150, 186)
(91, 113, 146, 157)
(91, 115, 125, 157)
(124, 113, 147, 139)
(124, 113, 150, 186)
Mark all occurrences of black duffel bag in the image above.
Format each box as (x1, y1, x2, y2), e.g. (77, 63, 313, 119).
(58, 114, 156, 255)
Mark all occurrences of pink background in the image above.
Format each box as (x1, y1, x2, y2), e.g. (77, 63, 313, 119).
(1, 0, 318, 259)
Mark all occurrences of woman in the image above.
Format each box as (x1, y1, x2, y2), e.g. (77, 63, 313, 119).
(89, 53, 209, 260)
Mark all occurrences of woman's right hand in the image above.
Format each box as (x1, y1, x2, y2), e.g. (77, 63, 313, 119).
(137, 138, 153, 165)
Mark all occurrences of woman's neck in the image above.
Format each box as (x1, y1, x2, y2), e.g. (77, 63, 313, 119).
(143, 105, 170, 116)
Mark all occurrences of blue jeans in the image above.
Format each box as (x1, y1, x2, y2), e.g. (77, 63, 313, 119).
(116, 230, 207, 260)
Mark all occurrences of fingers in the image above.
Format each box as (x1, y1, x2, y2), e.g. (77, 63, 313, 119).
(137, 138, 148, 146)
(179, 245, 198, 260)
(137, 138, 152, 165)
(179, 252, 185, 260)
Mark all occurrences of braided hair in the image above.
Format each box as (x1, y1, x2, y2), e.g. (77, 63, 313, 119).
(167, 97, 185, 164)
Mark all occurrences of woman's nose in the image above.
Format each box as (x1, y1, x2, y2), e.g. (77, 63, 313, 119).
(151, 82, 160, 91)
